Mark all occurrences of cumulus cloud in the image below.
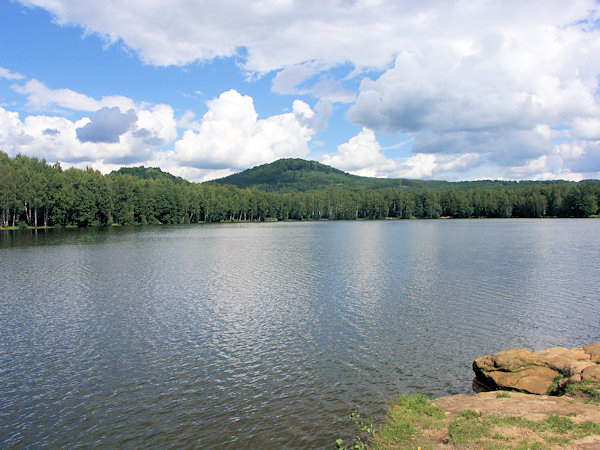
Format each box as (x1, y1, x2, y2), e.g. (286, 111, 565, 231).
(572, 118, 600, 141)
(321, 128, 398, 177)
(11, 79, 136, 112)
(271, 62, 357, 103)
(0, 67, 24, 80)
(0, 98, 177, 167)
(322, 128, 483, 179)
(17, 0, 415, 72)
(173, 89, 318, 170)
(15, 0, 600, 181)
(342, 4, 600, 175)
(2, 75, 326, 181)
(76, 107, 137, 143)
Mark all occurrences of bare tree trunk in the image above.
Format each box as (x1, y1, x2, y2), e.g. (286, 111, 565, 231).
(34, 207, 38, 227)
(25, 202, 30, 224)
(44, 207, 48, 227)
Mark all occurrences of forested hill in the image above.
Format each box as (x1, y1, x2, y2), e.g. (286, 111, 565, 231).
(209, 158, 589, 193)
(2, 152, 600, 228)
(111, 166, 188, 184)
(211, 158, 415, 192)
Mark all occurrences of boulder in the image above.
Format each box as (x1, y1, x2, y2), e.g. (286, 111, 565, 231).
(582, 365, 600, 383)
(473, 342, 600, 395)
(584, 343, 600, 363)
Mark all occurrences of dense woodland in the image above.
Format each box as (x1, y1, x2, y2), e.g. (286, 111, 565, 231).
(1, 152, 599, 228)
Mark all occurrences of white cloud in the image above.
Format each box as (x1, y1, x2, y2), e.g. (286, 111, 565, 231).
(572, 118, 600, 141)
(0, 98, 177, 166)
(173, 89, 317, 170)
(0, 67, 25, 80)
(344, 8, 600, 171)
(321, 128, 398, 177)
(12, 79, 136, 112)
(321, 128, 483, 179)
(18, 0, 418, 72)
(13, 0, 600, 180)
(2, 77, 324, 180)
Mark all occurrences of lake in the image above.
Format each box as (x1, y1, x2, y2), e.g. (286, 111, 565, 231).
(1, 219, 599, 447)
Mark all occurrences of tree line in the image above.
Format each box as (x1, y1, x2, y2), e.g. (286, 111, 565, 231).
(1, 152, 599, 228)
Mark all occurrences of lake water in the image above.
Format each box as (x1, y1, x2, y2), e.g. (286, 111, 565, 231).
(1, 219, 599, 448)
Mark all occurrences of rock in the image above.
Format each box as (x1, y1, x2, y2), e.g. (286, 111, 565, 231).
(582, 365, 600, 383)
(585, 343, 600, 363)
(473, 342, 600, 395)
(487, 365, 559, 395)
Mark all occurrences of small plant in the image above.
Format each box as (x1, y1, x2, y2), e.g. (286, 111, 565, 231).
(448, 416, 490, 445)
(335, 407, 376, 449)
(496, 391, 511, 398)
(547, 373, 565, 394)
(17, 220, 28, 229)
(564, 379, 600, 404)
(460, 409, 482, 419)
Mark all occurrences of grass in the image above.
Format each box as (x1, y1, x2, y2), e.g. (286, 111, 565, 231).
(564, 379, 600, 404)
(369, 394, 445, 448)
(547, 373, 565, 394)
(364, 394, 600, 449)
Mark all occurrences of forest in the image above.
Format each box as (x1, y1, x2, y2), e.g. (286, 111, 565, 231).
(1, 152, 599, 228)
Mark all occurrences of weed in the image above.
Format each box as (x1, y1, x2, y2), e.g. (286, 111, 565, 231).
(335, 407, 376, 449)
(371, 394, 444, 448)
(460, 409, 482, 419)
(496, 391, 511, 398)
(544, 436, 571, 445)
(486, 415, 542, 431)
(547, 373, 564, 394)
(564, 379, 600, 404)
(543, 415, 575, 434)
(513, 439, 545, 449)
(448, 417, 490, 445)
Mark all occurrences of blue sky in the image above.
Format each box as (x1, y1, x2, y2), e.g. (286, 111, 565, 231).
(1, 1, 600, 181)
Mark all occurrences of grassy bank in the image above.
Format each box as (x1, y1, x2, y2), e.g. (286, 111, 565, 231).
(338, 392, 600, 449)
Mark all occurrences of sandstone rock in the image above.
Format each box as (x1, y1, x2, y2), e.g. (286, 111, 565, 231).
(487, 365, 558, 395)
(584, 342, 600, 363)
(472, 342, 600, 396)
(582, 365, 600, 383)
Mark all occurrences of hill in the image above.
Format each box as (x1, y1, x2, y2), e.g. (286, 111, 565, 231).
(209, 158, 582, 193)
(211, 158, 424, 192)
(109, 166, 188, 184)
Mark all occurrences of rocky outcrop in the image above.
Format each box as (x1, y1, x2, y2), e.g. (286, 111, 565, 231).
(473, 342, 600, 395)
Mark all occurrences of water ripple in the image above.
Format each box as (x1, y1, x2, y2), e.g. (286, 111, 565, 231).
(1, 220, 599, 448)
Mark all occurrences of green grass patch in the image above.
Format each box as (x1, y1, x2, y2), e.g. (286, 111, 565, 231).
(371, 394, 444, 448)
(544, 435, 571, 445)
(460, 409, 482, 419)
(496, 391, 511, 398)
(543, 415, 576, 434)
(513, 440, 545, 449)
(448, 417, 491, 445)
(564, 379, 600, 404)
(547, 373, 565, 394)
(361, 393, 600, 449)
(486, 415, 542, 430)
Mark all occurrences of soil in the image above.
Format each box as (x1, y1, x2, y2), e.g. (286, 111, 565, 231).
(428, 391, 600, 449)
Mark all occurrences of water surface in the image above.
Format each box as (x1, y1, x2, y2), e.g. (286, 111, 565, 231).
(1, 220, 599, 447)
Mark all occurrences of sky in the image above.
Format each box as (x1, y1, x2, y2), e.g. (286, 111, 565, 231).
(1, 0, 600, 182)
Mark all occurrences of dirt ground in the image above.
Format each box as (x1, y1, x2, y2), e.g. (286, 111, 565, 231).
(428, 391, 600, 449)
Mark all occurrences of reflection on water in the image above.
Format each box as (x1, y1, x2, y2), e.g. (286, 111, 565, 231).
(1, 220, 599, 448)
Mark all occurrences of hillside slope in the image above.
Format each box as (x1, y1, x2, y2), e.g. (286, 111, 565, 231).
(209, 158, 583, 193)
(110, 166, 188, 184)
(210, 158, 422, 192)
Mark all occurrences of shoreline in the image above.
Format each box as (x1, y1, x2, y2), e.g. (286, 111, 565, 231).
(355, 343, 600, 449)
(2, 215, 598, 232)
